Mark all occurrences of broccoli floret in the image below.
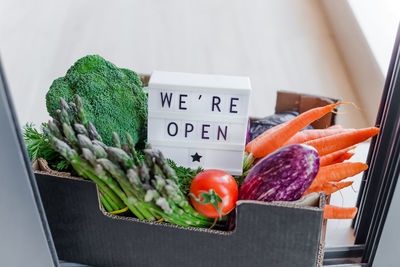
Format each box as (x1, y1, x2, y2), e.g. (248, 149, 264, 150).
(46, 55, 147, 146)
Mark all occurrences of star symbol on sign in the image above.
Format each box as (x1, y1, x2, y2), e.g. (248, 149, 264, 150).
(191, 152, 202, 162)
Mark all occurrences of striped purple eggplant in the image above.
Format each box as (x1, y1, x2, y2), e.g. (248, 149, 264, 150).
(239, 144, 319, 202)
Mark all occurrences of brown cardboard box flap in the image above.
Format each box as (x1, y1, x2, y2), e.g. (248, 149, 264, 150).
(275, 91, 340, 129)
(33, 158, 87, 182)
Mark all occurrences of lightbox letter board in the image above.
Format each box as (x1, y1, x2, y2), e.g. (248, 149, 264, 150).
(147, 71, 251, 175)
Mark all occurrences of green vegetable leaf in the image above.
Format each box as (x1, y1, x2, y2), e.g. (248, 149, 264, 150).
(167, 159, 202, 195)
(189, 189, 224, 217)
(23, 123, 70, 171)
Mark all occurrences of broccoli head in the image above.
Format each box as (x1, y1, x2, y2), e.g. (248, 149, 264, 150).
(46, 55, 147, 146)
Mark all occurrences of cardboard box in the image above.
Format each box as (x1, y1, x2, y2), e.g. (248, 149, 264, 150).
(35, 171, 325, 267)
(34, 87, 339, 267)
(274, 90, 338, 129)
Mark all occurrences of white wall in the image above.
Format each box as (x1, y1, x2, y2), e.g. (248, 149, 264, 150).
(0, 0, 368, 128)
(348, 0, 400, 74)
(322, 0, 400, 125)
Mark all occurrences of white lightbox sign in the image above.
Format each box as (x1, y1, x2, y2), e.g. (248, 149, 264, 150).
(147, 71, 251, 175)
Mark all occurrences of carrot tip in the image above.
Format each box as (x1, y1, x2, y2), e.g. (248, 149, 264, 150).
(361, 163, 369, 171)
(344, 152, 356, 161)
(331, 101, 361, 114)
(323, 205, 358, 219)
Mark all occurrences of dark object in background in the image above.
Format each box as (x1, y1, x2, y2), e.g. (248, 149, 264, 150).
(249, 111, 313, 141)
(245, 119, 251, 145)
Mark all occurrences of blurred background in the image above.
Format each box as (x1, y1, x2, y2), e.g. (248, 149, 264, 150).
(1, 0, 399, 129)
(1, 0, 399, 248)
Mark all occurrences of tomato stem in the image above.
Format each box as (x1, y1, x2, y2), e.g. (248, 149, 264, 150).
(189, 189, 224, 217)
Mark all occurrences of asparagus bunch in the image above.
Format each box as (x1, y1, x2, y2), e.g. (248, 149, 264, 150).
(43, 95, 214, 227)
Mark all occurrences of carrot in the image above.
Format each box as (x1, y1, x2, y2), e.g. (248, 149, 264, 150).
(323, 205, 358, 219)
(320, 146, 356, 166)
(328, 125, 343, 130)
(331, 152, 355, 165)
(305, 127, 379, 156)
(284, 128, 353, 146)
(246, 121, 289, 152)
(245, 102, 344, 158)
(309, 162, 368, 188)
(303, 181, 353, 196)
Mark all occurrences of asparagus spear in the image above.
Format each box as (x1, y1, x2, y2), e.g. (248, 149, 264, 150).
(44, 95, 214, 227)
(99, 187, 119, 211)
(48, 136, 126, 211)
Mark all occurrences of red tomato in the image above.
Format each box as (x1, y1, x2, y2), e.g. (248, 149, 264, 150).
(189, 169, 238, 218)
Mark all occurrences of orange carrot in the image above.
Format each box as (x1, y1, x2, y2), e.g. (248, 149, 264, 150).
(320, 146, 356, 166)
(245, 102, 344, 158)
(323, 205, 358, 219)
(328, 125, 343, 130)
(305, 127, 380, 156)
(303, 181, 353, 196)
(246, 121, 289, 152)
(284, 128, 353, 146)
(309, 162, 368, 188)
(331, 152, 355, 165)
